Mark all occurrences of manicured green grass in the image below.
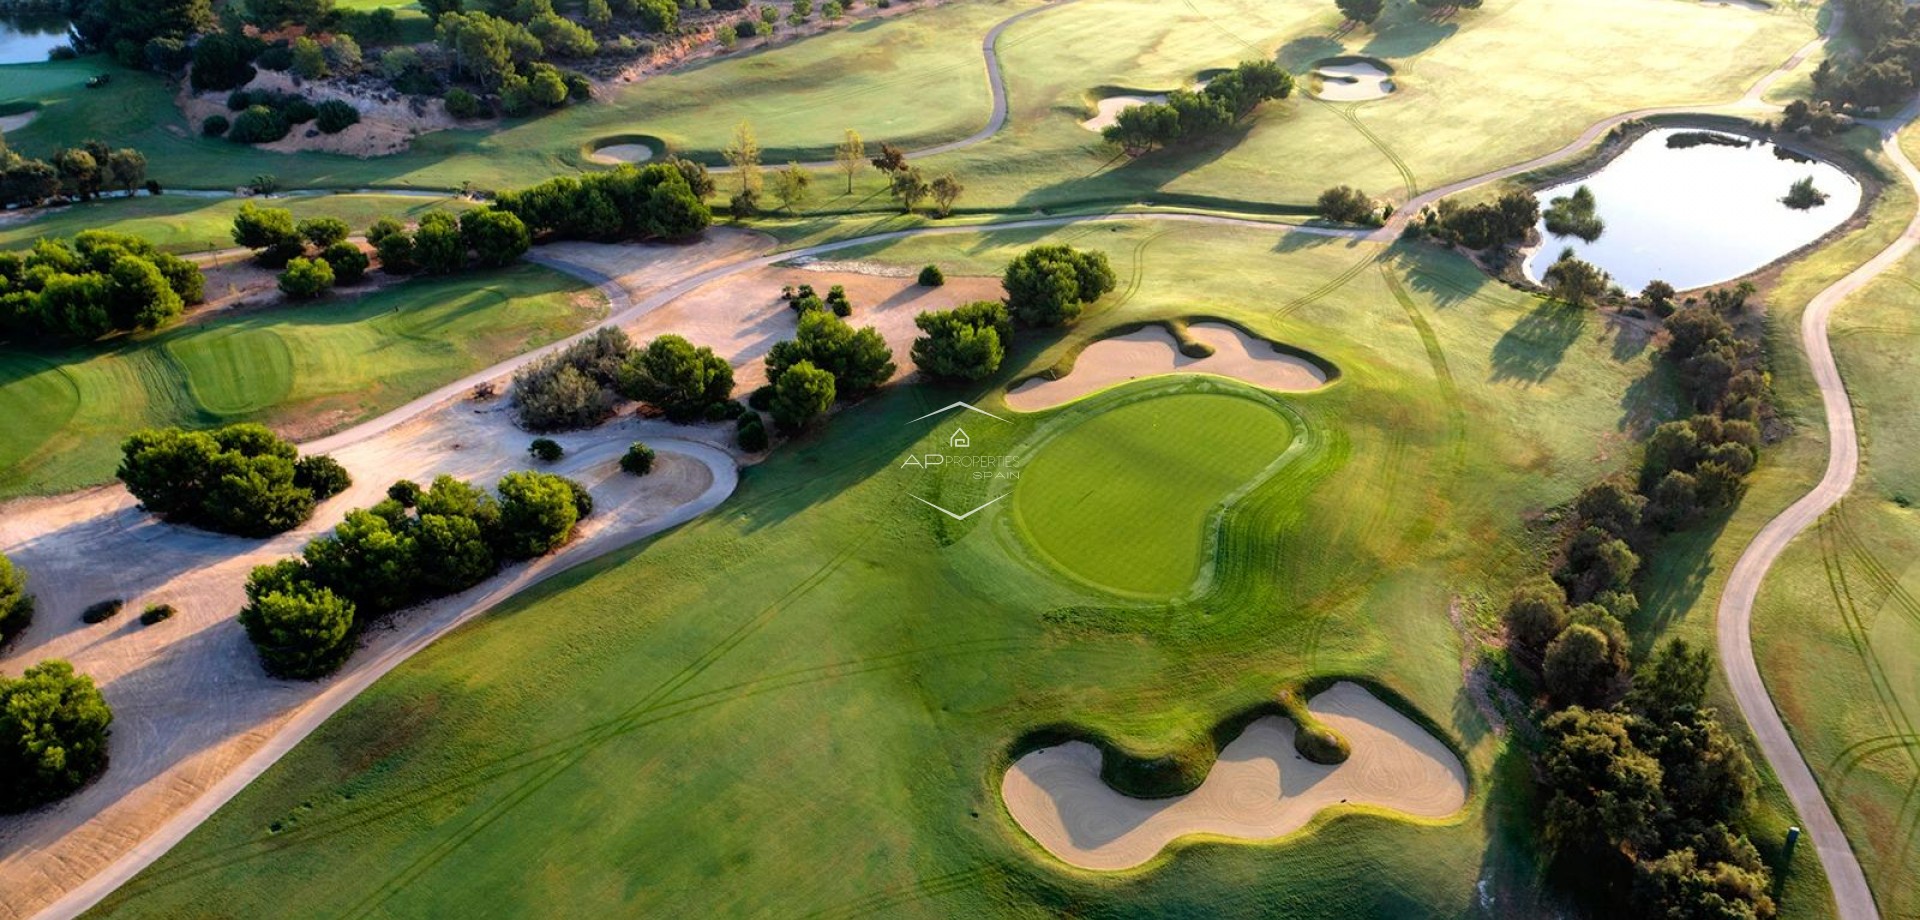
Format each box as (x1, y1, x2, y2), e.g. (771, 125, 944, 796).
(0, 193, 475, 254)
(96, 222, 1693, 919)
(0, 263, 601, 499)
(1011, 387, 1297, 597)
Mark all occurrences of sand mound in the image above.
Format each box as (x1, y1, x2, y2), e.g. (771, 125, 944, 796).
(588, 143, 656, 165)
(0, 110, 38, 133)
(1311, 60, 1396, 102)
(1006, 322, 1327, 411)
(1002, 682, 1467, 870)
(1079, 94, 1167, 133)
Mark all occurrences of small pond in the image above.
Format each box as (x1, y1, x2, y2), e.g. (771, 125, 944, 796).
(1522, 127, 1862, 294)
(0, 12, 70, 65)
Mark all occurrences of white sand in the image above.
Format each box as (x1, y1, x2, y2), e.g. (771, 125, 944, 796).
(1311, 61, 1397, 102)
(1079, 94, 1167, 133)
(588, 143, 656, 165)
(0, 110, 38, 133)
(1005, 322, 1327, 411)
(1002, 682, 1468, 870)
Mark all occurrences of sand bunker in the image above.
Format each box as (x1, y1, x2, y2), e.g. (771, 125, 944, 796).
(1005, 322, 1327, 411)
(1311, 60, 1396, 102)
(589, 143, 656, 164)
(0, 110, 38, 133)
(1002, 682, 1467, 870)
(1080, 94, 1167, 133)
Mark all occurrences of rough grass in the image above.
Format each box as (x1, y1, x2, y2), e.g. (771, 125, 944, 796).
(94, 222, 1692, 919)
(0, 263, 601, 499)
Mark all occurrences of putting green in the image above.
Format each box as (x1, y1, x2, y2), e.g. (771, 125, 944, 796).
(167, 327, 296, 417)
(1011, 386, 1296, 597)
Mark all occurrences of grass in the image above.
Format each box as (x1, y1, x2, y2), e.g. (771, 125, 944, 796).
(0, 193, 475, 253)
(1010, 386, 1299, 597)
(0, 263, 602, 499)
(94, 221, 1696, 919)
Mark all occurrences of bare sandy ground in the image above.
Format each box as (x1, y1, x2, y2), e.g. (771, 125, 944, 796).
(1079, 94, 1166, 133)
(1005, 322, 1327, 411)
(0, 235, 775, 920)
(1311, 61, 1396, 102)
(586, 143, 656, 165)
(1001, 682, 1467, 871)
(539, 242, 1003, 391)
(177, 70, 458, 159)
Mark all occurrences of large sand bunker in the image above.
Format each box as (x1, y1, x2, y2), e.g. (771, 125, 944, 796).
(1005, 322, 1327, 411)
(1310, 59, 1396, 102)
(1002, 682, 1467, 870)
(0, 110, 38, 133)
(588, 143, 657, 164)
(1080, 94, 1167, 132)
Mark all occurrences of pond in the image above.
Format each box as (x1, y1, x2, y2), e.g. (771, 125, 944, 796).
(1522, 127, 1863, 294)
(0, 12, 71, 66)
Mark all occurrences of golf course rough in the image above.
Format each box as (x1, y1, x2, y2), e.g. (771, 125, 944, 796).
(1001, 681, 1468, 871)
(1007, 380, 1308, 598)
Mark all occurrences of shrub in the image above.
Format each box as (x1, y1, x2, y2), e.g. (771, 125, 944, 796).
(617, 335, 736, 422)
(495, 471, 584, 559)
(139, 604, 175, 626)
(825, 285, 852, 317)
(445, 87, 485, 119)
(232, 202, 303, 265)
(278, 257, 335, 299)
(117, 424, 339, 536)
(529, 438, 564, 462)
(228, 105, 291, 145)
(620, 442, 656, 475)
(911, 301, 1010, 382)
(1003, 244, 1116, 327)
(315, 100, 360, 135)
(1279, 689, 1351, 765)
(80, 599, 124, 624)
(0, 552, 32, 646)
(386, 479, 422, 507)
(297, 217, 351, 249)
(0, 660, 113, 813)
(748, 385, 775, 411)
(201, 115, 231, 137)
(770, 360, 835, 431)
(509, 328, 632, 431)
(1317, 185, 1375, 225)
(283, 98, 318, 125)
(239, 579, 357, 679)
(293, 455, 353, 500)
(321, 241, 369, 284)
(917, 264, 944, 286)
(373, 229, 416, 273)
(736, 413, 769, 451)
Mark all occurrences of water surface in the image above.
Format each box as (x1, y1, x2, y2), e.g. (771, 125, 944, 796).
(1524, 128, 1861, 293)
(0, 13, 70, 66)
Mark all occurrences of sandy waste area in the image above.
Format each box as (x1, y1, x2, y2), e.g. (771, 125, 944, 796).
(1001, 682, 1468, 870)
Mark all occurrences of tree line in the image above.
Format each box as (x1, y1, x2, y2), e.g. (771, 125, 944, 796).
(0, 229, 203, 342)
(1100, 60, 1295, 155)
(1499, 282, 1780, 918)
(1814, 0, 1920, 109)
(0, 135, 149, 211)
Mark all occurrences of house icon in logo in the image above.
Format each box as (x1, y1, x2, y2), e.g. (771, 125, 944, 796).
(949, 427, 971, 448)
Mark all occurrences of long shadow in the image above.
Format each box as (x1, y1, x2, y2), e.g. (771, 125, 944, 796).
(1011, 120, 1266, 214)
(1277, 35, 1346, 71)
(1632, 514, 1734, 649)
(1488, 299, 1585, 384)
(1360, 18, 1460, 59)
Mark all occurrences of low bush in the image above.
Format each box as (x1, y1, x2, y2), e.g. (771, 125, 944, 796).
(620, 442, 655, 475)
(1278, 689, 1351, 764)
(139, 604, 175, 626)
(917, 264, 944, 286)
(228, 105, 291, 145)
(314, 100, 360, 135)
(529, 438, 564, 462)
(201, 115, 230, 137)
(80, 599, 124, 625)
(736, 413, 768, 451)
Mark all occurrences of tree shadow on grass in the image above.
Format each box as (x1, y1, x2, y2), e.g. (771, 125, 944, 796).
(1631, 515, 1732, 654)
(1489, 299, 1585, 385)
(1277, 36, 1346, 71)
(1360, 17, 1460, 59)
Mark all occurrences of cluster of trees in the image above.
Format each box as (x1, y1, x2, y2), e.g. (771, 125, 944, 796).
(209, 89, 359, 145)
(240, 471, 591, 678)
(1542, 185, 1603, 242)
(493, 161, 710, 243)
(1814, 0, 1920, 109)
(1422, 190, 1539, 250)
(1779, 99, 1848, 137)
(1316, 185, 1379, 225)
(761, 310, 895, 430)
(0, 136, 148, 211)
(1100, 60, 1295, 154)
(0, 550, 33, 647)
(436, 9, 596, 115)
(69, 0, 212, 71)
(1, 660, 113, 813)
(1498, 277, 1782, 918)
(232, 202, 533, 298)
(0, 230, 204, 342)
(117, 424, 351, 537)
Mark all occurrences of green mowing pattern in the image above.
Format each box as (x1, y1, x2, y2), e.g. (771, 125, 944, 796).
(0, 263, 600, 499)
(1011, 386, 1298, 597)
(97, 225, 1695, 919)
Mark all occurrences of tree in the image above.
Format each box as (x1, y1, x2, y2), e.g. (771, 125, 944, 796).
(1545, 249, 1610, 307)
(108, 257, 183, 329)
(621, 442, 656, 475)
(190, 32, 257, 92)
(1336, 0, 1384, 24)
(834, 129, 865, 193)
(291, 35, 329, 79)
(278, 257, 336, 299)
(765, 311, 896, 396)
(617, 334, 735, 421)
(460, 208, 531, 267)
(1317, 185, 1375, 224)
(1575, 476, 1645, 538)
(930, 173, 964, 217)
(232, 202, 303, 265)
(1541, 707, 1664, 858)
(723, 121, 763, 197)
(1628, 639, 1713, 722)
(771, 162, 814, 214)
(117, 424, 334, 536)
(0, 660, 113, 813)
(870, 142, 908, 173)
(105, 148, 147, 194)
(303, 508, 419, 614)
(239, 580, 357, 679)
(413, 211, 467, 274)
(770, 360, 835, 431)
(1003, 243, 1116, 327)
(889, 167, 932, 214)
(415, 512, 498, 594)
(1544, 624, 1623, 708)
(494, 470, 582, 559)
(1503, 575, 1569, 663)
(321, 241, 370, 284)
(0, 551, 34, 646)
(912, 301, 1010, 382)
(297, 216, 351, 249)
